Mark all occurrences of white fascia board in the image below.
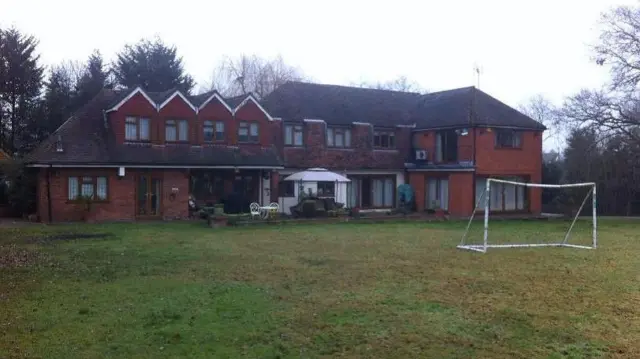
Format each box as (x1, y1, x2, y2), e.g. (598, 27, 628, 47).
(106, 87, 157, 112)
(233, 94, 274, 121)
(158, 91, 198, 113)
(198, 91, 234, 114)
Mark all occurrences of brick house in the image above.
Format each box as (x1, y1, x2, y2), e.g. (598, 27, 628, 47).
(26, 82, 544, 222)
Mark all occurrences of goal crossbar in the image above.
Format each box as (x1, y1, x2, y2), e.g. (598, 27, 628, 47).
(458, 178, 597, 253)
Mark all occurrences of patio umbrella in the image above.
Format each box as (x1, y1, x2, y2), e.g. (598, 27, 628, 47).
(284, 168, 351, 182)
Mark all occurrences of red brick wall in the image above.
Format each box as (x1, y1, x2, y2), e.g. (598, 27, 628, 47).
(411, 130, 473, 162)
(475, 128, 542, 214)
(448, 172, 474, 216)
(109, 93, 158, 144)
(158, 96, 197, 144)
(475, 128, 542, 175)
(197, 97, 234, 145)
(284, 122, 410, 170)
(234, 100, 274, 147)
(37, 168, 189, 222)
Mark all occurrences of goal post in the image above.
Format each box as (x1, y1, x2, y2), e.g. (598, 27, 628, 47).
(458, 178, 597, 253)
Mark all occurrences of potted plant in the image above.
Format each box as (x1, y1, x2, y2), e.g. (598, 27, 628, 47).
(350, 206, 361, 219)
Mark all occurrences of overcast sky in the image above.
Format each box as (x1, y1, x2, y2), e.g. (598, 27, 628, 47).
(2, 0, 634, 150)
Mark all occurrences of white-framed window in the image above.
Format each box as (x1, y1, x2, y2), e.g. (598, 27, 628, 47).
(68, 176, 108, 201)
(125, 117, 150, 141)
(284, 124, 303, 146)
(215, 121, 224, 141)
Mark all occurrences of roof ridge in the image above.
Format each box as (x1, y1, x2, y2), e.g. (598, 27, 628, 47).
(283, 80, 424, 95)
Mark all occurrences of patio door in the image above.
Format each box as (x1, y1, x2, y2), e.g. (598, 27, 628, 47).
(137, 174, 162, 217)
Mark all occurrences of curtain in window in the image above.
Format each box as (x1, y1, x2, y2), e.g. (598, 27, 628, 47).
(383, 178, 394, 207)
(371, 179, 384, 207)
(285, 126, 293, 145)
(440, 179, 449, 210)
(97, 177, 107, 200)
(504, 181, 517, 210)
(179, 120, 188, 141)
(476, 178, 487, 209)
(347, 178, 359, 208)
(139, 118, 150, 140)
(435, 133, 443, 162)
(336, 131, 344, 147)
(345, 129, 351, 147)
(516, 182, 525, 210)
(490, 181, 503, 210)
(215, 121, 224, 140)
(250, 123, 259, 141)
(327, 128, 334, 146)
(203, 121, 214, 142)
(125, 117, 137, 140)
(81, 177, 94, 198)
(68, 177, 78, 200)
(294, 127, 303, 145)
(166, 121, 177, 141)
(427, 178, 437, 209)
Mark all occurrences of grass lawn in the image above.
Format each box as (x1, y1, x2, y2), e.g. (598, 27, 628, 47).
(0, 219, 638, 358)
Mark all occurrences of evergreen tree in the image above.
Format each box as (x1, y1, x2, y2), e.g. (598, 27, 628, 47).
(113, 38, 194, 93)
(0, 27, 44, 154)
(75, 50, 110, 107)
(43, 64, 75, 134)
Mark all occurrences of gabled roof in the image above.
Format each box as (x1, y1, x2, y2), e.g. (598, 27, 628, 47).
(26, 89, 284, 167)
(262, 81, 546, 130)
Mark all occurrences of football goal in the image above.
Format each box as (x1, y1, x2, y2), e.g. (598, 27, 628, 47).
(458, 178, 597, 253)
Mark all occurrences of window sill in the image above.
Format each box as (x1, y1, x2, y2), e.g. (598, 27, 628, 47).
(327, 147, 354, 151)
(124, 140, 151, 144)
(494, 146, 523, 150)
(165, 141, 190, 144)
(284, 145, 304, 148)
(373, 148, 398, 152)
(66, 200, 109, 205)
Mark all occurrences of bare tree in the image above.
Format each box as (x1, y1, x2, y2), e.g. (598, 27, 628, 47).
(518, 94, 565, 143)
(355, 75, 426, 93)
(207, 54, 305, 99)
(595, 5, 640, 91)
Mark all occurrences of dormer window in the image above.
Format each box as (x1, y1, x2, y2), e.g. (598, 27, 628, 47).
(238, 121, 259, 143)
(166, 119, 188, 142)
(56, 135, 64, 152)
(125, 117, 150, 141)
(327, 127, 351, 148)
(373, 130, 395, 149)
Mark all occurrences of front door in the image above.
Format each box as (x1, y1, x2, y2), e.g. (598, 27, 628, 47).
(137, 174, 162, 217)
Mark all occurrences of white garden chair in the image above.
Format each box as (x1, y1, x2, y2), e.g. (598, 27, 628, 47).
(249, 202, 261, 219)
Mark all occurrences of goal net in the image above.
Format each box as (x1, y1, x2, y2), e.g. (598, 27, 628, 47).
(458, 178, 597, 253)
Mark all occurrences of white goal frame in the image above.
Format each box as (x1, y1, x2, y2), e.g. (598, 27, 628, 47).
(458, 178, 597, 253)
